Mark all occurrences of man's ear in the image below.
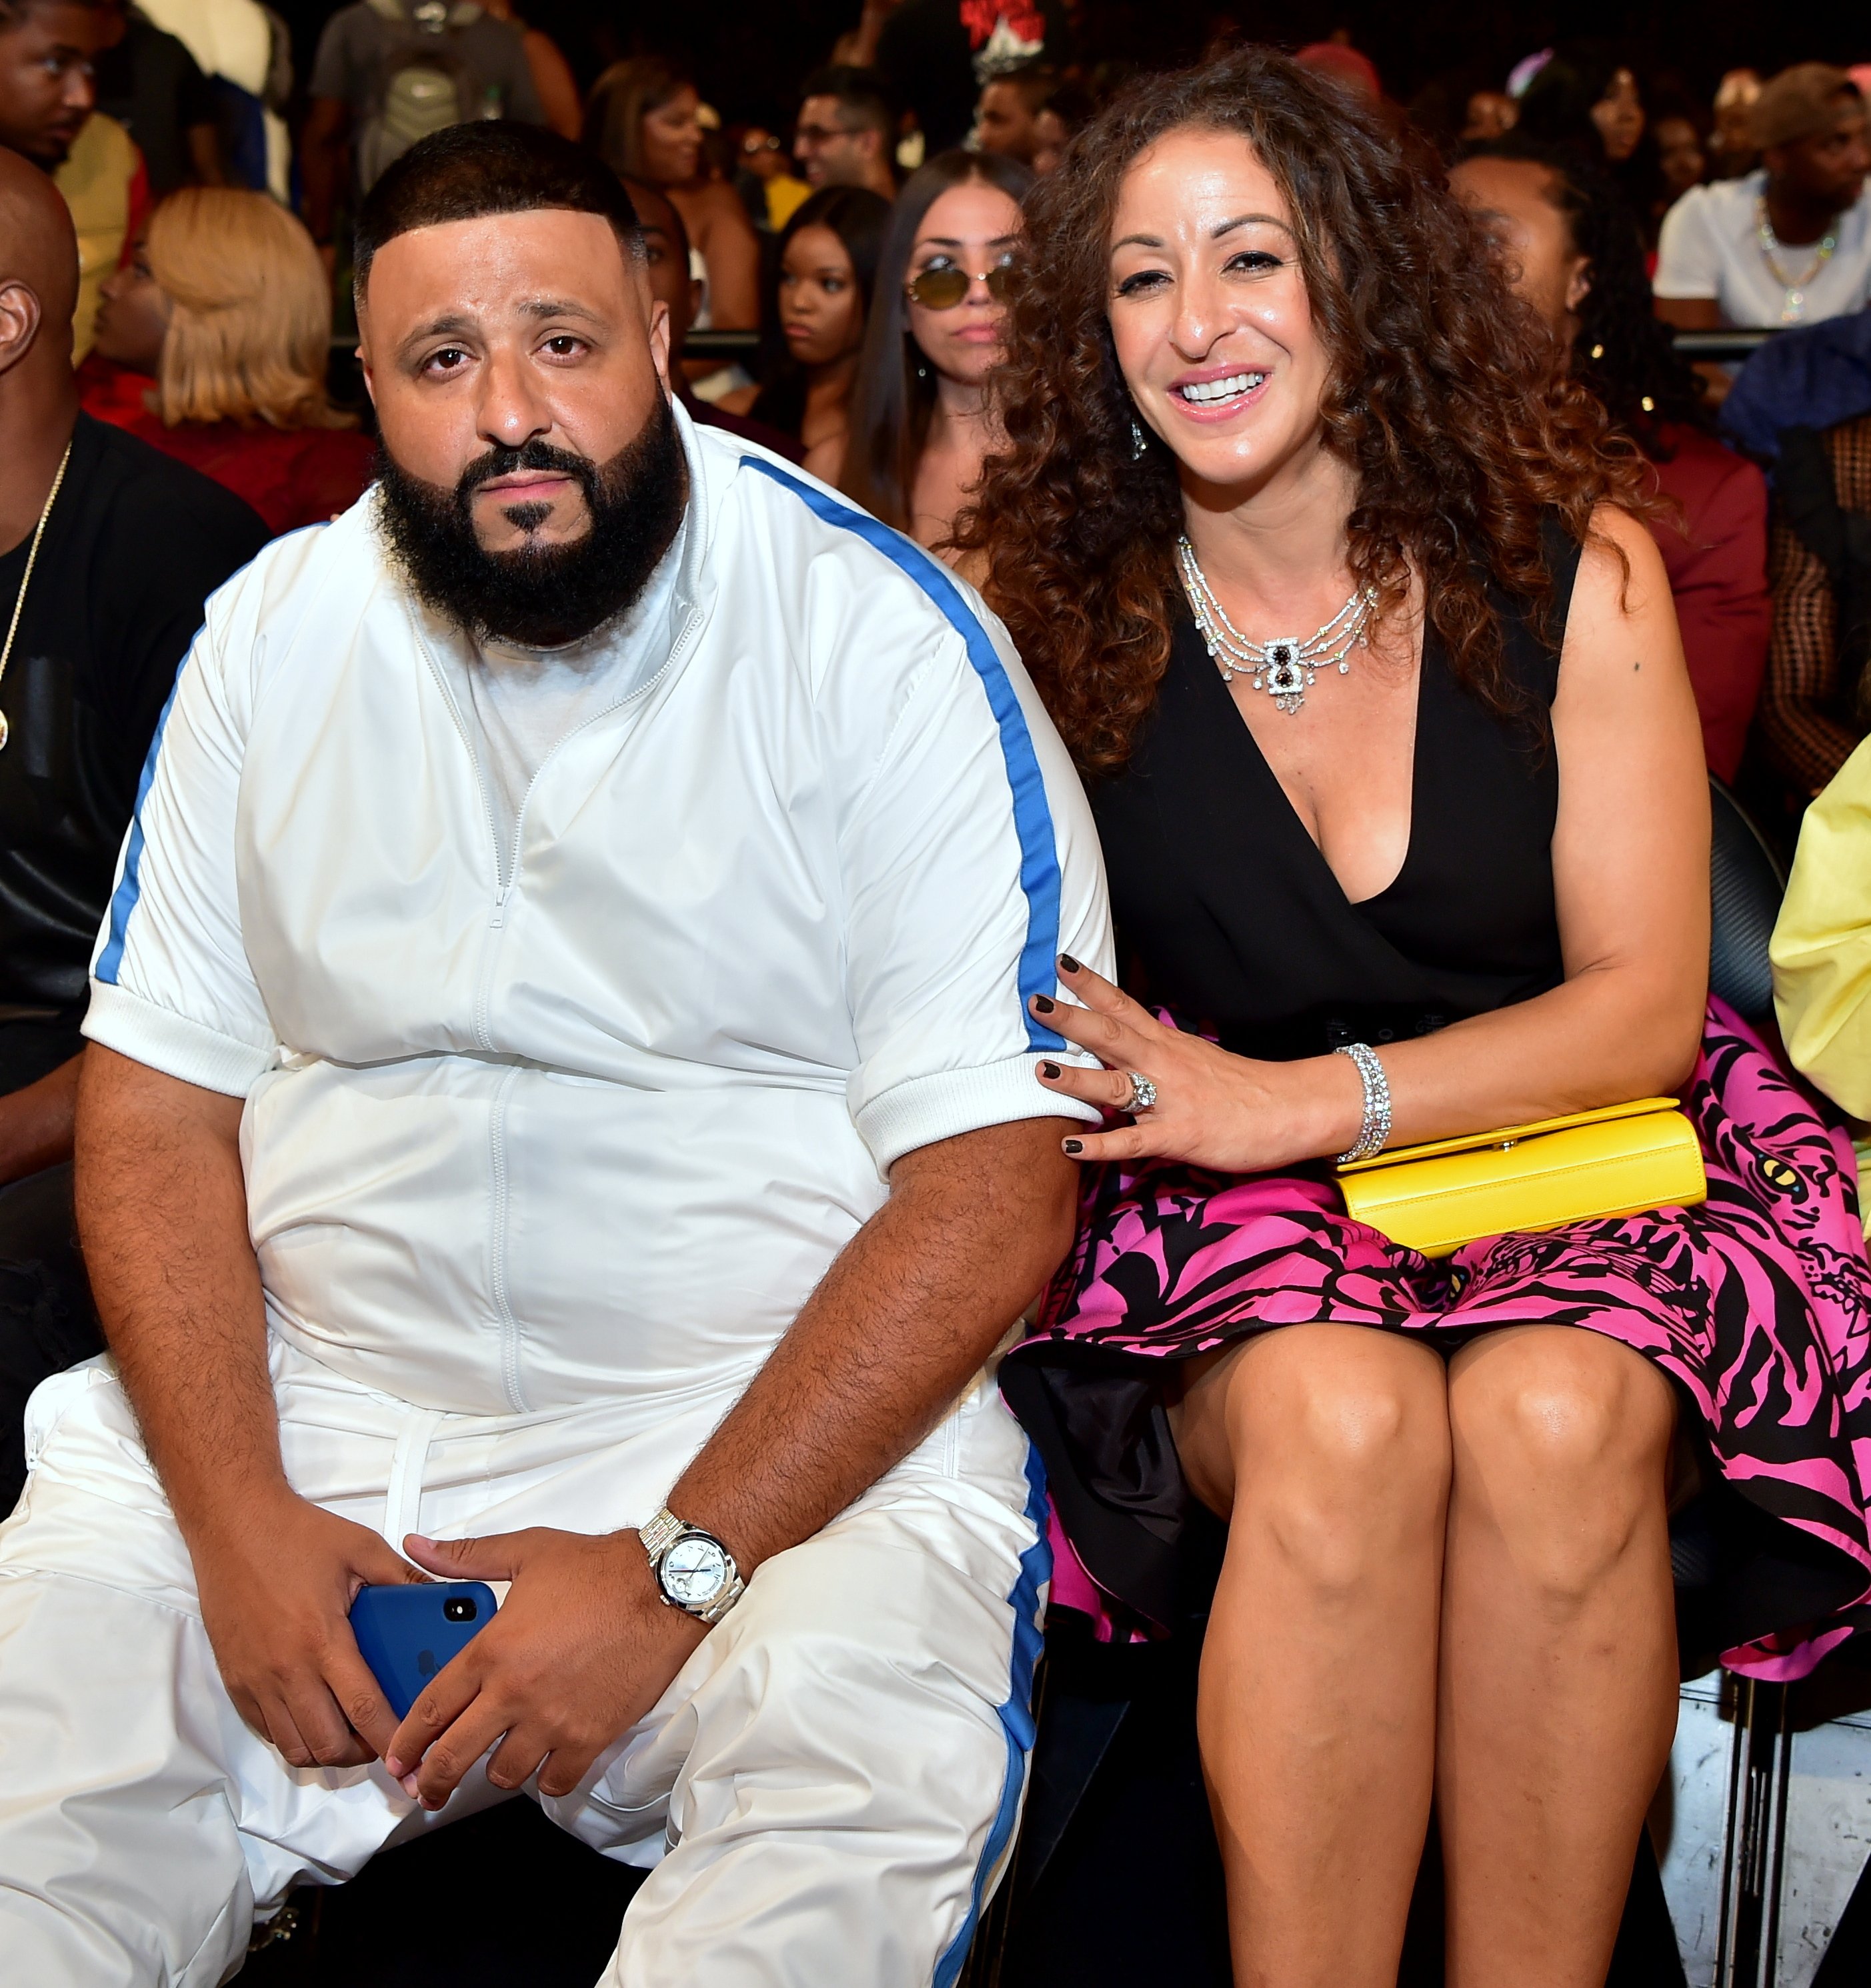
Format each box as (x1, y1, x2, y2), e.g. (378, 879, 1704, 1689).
(353, 293, 378, 409)
(0, 279, 43, 379)
(1565, 254, 1593, 317)
(647, 296, 672, 390)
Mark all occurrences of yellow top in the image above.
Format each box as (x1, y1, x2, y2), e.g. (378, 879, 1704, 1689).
(765, 174, 811, 231)
(1773, 731, 1871, 1117)
(54, 114, 139, 363)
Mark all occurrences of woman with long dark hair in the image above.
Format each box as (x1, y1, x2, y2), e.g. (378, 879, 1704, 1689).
(728, 185, 889, 482)
(958, 48, 1871, 1985)
(1451, 137, 1770, 781)
(840, 149, 1033, 551)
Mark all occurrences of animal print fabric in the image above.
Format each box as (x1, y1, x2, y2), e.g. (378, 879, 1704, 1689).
(1011, 1001, 1871, 1677)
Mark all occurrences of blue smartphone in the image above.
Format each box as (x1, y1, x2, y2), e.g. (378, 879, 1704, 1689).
(349, 1581, 499, 1719)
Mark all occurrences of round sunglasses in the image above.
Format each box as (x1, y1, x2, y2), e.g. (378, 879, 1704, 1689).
(904, 259, 1018, 310)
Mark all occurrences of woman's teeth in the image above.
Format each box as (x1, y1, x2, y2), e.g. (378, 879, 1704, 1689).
(1178, 371, 1264, 405)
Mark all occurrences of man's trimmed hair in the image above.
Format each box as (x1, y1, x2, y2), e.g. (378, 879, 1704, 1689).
(353, 121, 641, 296)
(799, 65, 896, 141)
(0, 0, 107, 27)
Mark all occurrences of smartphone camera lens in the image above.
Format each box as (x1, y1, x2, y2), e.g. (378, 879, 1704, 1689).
(442, 1597, 477, 1623)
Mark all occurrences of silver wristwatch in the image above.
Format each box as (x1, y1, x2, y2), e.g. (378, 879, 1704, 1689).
(639, 1505, 745, 1625)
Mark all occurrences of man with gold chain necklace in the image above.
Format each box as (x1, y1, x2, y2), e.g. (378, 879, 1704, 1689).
(0, 148, 263, 1512)
(1657, 63, 1871, 335)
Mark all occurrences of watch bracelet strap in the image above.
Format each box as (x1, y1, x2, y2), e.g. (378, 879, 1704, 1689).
(638, 1505, 685, 1567)
(695, 1570, 746, 1625)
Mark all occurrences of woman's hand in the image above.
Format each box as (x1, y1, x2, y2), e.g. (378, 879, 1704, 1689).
(1032, 957, 1365, 1173)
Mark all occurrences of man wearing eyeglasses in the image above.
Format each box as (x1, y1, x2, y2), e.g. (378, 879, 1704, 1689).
(793, 63, 896, 199)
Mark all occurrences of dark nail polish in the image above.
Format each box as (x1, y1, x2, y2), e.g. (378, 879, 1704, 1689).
(1058, 954, 1082, 973)
(1039, 1061, 1060, 1079)
(1063, 1139, 1084, 1155)
(1032, 995, 1055, 1014)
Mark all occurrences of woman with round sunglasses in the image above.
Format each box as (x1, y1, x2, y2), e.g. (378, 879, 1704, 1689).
(840, 150, 1034, 553)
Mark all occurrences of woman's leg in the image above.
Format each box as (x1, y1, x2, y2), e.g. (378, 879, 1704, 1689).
(1440, 1325, 1679, 1987)
(1172, 1323, 1452, 1988)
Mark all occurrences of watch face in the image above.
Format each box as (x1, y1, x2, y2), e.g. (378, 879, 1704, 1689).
(661, 1534, 729, 1608)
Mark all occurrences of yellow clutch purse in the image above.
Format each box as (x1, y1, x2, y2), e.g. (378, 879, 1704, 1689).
(1336, 1097, 1707, 1259)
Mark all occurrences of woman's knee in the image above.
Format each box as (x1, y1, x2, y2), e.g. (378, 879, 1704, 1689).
(1218, 1327, 1451, 1589)
(1448, 1327, 1674, 1600)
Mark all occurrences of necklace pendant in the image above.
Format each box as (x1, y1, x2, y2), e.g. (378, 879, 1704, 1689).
(1262, 640, 1306, 701)
(0, 709, 9, 751)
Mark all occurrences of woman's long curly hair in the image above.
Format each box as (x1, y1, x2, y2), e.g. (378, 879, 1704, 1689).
(955, 47, 1654, 777)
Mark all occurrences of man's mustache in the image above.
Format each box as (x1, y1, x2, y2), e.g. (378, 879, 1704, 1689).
(455, 441, 598, 509)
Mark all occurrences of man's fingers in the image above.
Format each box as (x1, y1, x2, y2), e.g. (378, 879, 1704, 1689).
(411, 1697, 511, 1810)
(401, 1530, 522, 1583)
(323, 1639, 401, 1760)
(256, 1690, 317, 1770)
(384, 1647, 484, 1779)
(349, 1529, 430, 1588)
(281, 1673, 375, 1769)
(537, 1741, 603, 1801)
(486, 1728, 549, 1793)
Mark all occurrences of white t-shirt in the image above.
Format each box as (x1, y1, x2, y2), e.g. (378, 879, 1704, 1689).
(1654, 173, 1871, 327)
(437, 519, 685, 880)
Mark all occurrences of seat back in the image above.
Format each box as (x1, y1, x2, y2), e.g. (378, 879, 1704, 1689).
(1708, 777, 1786, 1025)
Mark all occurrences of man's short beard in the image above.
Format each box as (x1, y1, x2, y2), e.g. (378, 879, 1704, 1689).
(376, 394, 686, 649)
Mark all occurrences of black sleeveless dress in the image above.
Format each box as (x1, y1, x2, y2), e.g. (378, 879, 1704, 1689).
(1000, 551, 1871, 1675)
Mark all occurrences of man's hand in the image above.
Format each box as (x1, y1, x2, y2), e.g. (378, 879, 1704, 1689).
(192, 1489, 425, 1770)
(384, 1528, 705, 1807)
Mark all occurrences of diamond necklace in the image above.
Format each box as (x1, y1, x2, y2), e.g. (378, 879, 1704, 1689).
(1756, 197, 1836, 323)
(1177, 534, 1375, 715)
(0, 441, 73, 753)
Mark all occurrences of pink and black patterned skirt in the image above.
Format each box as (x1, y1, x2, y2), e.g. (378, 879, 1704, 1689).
(999, 1001, 1871, 1678)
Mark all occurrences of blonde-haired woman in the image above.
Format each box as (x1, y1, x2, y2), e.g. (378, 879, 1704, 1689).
(83, 189, 375, 537)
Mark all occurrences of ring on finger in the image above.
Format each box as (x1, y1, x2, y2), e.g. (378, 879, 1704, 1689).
(1120, 1071, 1158, 1113)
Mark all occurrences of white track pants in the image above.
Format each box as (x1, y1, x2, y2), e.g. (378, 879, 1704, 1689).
(0, 1342, 1048, 1987)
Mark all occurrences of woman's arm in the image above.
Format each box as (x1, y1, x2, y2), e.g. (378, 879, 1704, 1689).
(1035, 507, 1712, 1171)
(691, 186, 761, 331)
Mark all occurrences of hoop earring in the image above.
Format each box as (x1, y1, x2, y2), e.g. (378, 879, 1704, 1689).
(1130, 419, 1149, 459)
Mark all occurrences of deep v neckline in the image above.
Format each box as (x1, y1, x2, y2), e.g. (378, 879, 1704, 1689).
(1184, 619, 1429, 910)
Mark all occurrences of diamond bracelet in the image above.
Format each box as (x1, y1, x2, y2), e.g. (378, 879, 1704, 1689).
(1333, 1043, 1392, 1163)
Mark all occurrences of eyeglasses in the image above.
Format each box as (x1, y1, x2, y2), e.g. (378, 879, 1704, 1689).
(794, 122, 859, 147)
(905, 261, 1017, 309)
(741, 134, 781, 156)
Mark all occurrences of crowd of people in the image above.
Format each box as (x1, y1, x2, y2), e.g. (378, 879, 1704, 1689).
(3, 8, 1871, 1988)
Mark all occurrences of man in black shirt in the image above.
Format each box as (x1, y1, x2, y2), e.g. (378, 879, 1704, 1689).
(0, 145, 265, 1508)
(92, 0, 221, 193)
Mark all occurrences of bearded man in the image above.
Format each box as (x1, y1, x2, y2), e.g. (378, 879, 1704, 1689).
(0, 121, 1111, 1985)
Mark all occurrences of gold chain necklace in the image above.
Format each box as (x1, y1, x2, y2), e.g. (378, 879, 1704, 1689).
(0, 441, 73, 753)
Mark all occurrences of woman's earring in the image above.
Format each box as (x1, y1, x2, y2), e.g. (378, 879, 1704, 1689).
(1130, 419, 1149, 459)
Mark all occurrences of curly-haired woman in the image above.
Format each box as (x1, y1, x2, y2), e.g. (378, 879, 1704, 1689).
(959, 49, 1871, 1985)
